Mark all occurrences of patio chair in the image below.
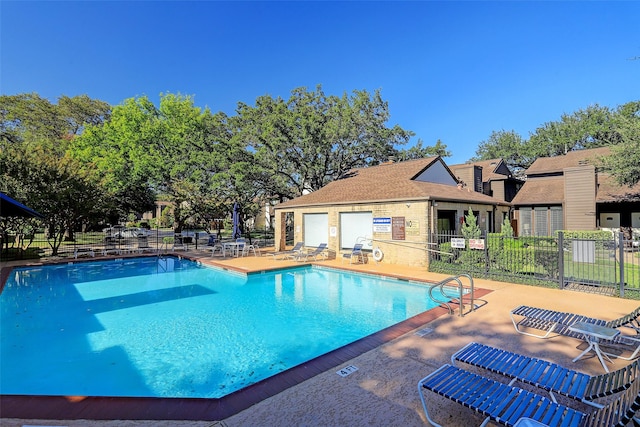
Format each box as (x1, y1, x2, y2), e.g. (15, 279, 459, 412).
(452, 341, 639, 408)
(171, 236, 187, 251)
(267, 242, 304, 260)
(204, 235, 224, 257)
(418, 361, 640, 427)
(511, 305, 640, 361)
(290, 243, 327, 261)
(341, 243, 364, 264)
(102, 237, 121, 256)
(136, 236, 156, 253)
(74, 247, 95, 259)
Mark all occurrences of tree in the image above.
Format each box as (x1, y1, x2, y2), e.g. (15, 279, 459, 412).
(396, 138, 451, 160)
(236, 85, 414, 200)
(0, 93, 111, 249)
(461, 208, 481, 239)
(71, 93, 237, 231)
(527, 104, 620, 158)
(471, 130, 531, 177)
(600, 108, 640, 187)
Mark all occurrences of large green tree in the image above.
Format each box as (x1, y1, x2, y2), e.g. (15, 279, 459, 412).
(71, 93, 238, 231)
(0, 93, 110, 253)
(396, 138, 451, 161)
(235, 85, 414, 200)
(600, 104, 640, 187)
(471, 130, 531, 177)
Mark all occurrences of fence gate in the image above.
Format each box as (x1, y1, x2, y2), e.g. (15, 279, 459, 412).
(559, 231, 640, 297)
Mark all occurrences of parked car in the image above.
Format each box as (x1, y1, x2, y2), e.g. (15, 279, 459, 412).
(103, 226, 150, 238)
(118, 227, 151, 238)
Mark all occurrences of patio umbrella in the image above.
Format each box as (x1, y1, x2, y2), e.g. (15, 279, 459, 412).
(232, 202, 242, 239)
(0, 192, 44, 219)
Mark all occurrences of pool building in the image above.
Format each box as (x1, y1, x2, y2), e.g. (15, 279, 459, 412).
(273, 156, 511, 267)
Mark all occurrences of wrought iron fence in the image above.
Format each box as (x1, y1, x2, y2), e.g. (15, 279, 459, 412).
(429, 230, 640, 298)
(0, 228, 275, 261)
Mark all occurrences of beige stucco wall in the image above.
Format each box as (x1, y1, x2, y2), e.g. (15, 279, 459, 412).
(275, 200, 509, 268)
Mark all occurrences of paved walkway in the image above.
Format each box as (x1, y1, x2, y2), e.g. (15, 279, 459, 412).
(2, 249, 638, 427)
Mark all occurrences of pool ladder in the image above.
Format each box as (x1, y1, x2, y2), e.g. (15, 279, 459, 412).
(428, 274, 475, 317)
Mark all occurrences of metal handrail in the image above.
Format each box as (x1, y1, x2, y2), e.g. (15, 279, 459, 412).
(428, 273, 475, 317)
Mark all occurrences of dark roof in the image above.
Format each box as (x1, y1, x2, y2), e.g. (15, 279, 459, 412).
(525, 146, 611, 175)
(276, 157, 510, 209)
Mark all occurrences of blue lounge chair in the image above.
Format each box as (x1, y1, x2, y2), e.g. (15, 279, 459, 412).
(342, 243, 364, 264)
(268, 242, 304, 260)
(511, 305, 640, 361)
(290, 243, 327, 261)
(418, 361, 640, 427)
(452, 342, 639, 408)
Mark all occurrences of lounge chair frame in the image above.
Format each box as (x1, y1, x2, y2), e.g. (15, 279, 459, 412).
(452, 342, 639, 408)
(510, 305, 640, 361)
(342, 243, 365, 264)
(290, 243, 327, 261)
(268, 242, 304, 260)
(418, 361, 640, 427)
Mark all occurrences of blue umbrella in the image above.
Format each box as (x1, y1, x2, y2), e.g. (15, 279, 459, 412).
(0, 192, 44, 219)
(232, 202, 242, 239)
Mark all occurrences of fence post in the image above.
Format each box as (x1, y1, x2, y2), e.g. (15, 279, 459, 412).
(619, 231, 625, 298)
(558, 231, 564, 289)
(483, 230, 489, 274)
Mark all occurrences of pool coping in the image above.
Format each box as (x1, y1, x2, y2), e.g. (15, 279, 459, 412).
(0, 255, 491, 421)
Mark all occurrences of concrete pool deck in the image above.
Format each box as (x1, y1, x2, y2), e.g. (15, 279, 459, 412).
(2, 249, 639, 426)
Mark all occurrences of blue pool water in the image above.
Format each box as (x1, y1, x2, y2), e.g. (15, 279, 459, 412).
(1, 257, 442, 398)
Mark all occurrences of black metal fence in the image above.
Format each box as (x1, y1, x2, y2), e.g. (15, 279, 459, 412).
(1, 228, 275, 261)
(429, 231, 640, 299)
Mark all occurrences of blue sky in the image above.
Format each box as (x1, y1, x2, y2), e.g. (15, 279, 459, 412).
(2, 1, 639, 164)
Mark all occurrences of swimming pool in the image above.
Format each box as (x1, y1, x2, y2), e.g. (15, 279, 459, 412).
(1, 257, 444, 399)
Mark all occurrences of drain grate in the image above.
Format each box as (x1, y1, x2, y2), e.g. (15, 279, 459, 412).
(415, 327, 434, 337)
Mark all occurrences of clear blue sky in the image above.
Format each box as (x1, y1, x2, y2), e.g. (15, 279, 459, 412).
(2, 1, 639, 164)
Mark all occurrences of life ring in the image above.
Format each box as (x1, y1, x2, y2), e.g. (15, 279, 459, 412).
(372, 247, 384, 262)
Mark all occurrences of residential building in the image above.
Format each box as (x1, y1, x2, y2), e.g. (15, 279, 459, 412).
(274, 157, 510, 267)
(512, 147, 640, 236)
(449, 158, 523, 203)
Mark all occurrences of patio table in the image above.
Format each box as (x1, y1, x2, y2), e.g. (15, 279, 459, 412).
(568, 321, 620, 372)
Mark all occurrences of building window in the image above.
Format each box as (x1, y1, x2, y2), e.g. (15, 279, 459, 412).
(534, 207, 548, 236)
(550, 207, 563, 234)
(519, 208, 532, 236)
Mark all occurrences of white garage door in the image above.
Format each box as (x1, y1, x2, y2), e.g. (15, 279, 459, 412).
(303, 213, 328, 247)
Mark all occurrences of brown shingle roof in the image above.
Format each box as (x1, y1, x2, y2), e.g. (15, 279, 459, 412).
(511, 177, 564, 205)
(277, 157, 509, 209)
(596, 173, 640, 203)
(525, 147, 611, 175)
(450, 158, 513, 182)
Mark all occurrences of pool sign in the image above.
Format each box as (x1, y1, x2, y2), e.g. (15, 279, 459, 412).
(337, 365, 359, 377)
(373, 217, 391, 233)
(469, 239, 485, 250)
(451, 238, 465, 249)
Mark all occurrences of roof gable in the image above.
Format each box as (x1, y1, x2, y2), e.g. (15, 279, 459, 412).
(276, 157, 508, 209)
(525, 146, 611, 176)
(413, 157, 458, 185)
(450, 158, 516, 182)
